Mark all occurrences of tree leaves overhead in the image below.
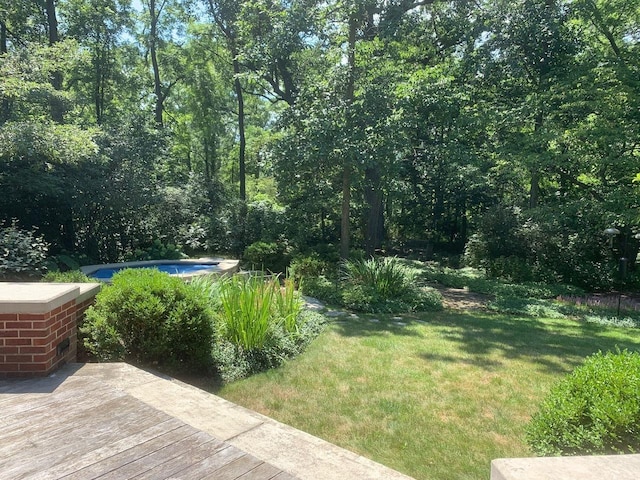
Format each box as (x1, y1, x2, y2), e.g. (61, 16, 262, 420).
(0, 0, 638, 286)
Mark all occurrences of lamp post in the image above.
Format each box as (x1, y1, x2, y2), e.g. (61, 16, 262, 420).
(603, 227, 625, 316)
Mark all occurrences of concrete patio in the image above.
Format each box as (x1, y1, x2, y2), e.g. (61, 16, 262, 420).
(0, 362, 414, 480)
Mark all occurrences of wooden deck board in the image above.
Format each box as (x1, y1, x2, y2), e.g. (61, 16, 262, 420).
(236, 461, 284, 480)
(0, 368, 297, 480)
(200, 455, 265, 480)
(129, 435, 228, 479)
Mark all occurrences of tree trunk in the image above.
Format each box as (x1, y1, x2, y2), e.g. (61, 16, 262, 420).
(203, 140, 210, 179)
(232, 51, 246, 201)
(364, 166, 384, 256)
(149, 0, 163, 128)
(94, 47, 105, 124)
(0, 21, 6, 54)
(340, 13, 357, 260)
(45, 0, 64, 123)
(529, 170, 540, 208)
(529, 110, 544, 208)
(0, 22, 8, 123)
(340, 164, 351, 259)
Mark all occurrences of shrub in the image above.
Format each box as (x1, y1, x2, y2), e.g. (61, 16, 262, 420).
(341, 257, 443, 313)
(0, 220, 48, 279)
(243, 241, 291, 273)
(41, 270, 93, 283)
(289, 253, 333, 282)
(420, 265, 584, 299)
(125, 239, 185, 261)
(526, 350, 640, 456)
(464, 202, 616, 290)
(82, 269, 214, 371)
(300, 275, 342, 305)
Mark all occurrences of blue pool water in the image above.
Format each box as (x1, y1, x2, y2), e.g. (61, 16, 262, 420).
(89, 263, 218, 281)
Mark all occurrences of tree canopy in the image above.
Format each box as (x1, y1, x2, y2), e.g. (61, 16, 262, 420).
(1, 0, 638, 288)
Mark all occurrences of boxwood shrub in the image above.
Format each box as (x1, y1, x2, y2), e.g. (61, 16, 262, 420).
(526, 349, 640, 456)
(82, 269, 215, 371)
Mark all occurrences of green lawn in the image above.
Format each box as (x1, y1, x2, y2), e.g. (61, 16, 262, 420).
(214, 310, 640, 480)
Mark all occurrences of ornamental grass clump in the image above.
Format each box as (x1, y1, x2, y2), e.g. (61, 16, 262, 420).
(217, 274, 276, 350)
(211, 273, 323, 383)
(341, 257, 442, 313)
(526, 349, 640, 456)
(214, 273, 305, 349)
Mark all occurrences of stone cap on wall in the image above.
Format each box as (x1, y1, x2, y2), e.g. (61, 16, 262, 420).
(0, 282, 102, 314)
(491, 454, 640, 480)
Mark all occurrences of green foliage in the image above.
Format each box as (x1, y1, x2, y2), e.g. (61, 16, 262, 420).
(464, 203, 619, 290)
(527, 350, 640, 456)
(212, 310, 326, 383)
(289, 253, 335, 283)
(82, 269, 215, 371)
(421, 264, 584, 299)
(206, 273, 323, 383)
(341, 257, 443, 313)
(0, 221, 49, 279)
(300, 275, 342, 306)
(244, 201, 287, 245)
(217, 274, 275, 351)
(215, 273, 304, 350)
(243, 241, 291, 273)
(41, 270, 93, 283)
(488, 297, 568, 318)
(125, 239, 185, 261)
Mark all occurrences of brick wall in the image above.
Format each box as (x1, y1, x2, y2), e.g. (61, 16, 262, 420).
(0, 299, 80, 378)
(0, 284, 100, 379)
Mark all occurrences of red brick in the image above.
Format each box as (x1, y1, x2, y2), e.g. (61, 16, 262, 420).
(0, 314, 17, 321)
(5, 321, 29, 329)
(33, 351, 56, 363)
(0, 330, 19, 338)
(0, 347, 19, 355)
(6, 338, 31, 346)
(20, 329, 49, 338)
(5, 355, 32, 363)
(0, 364, 20, 372)
(37, 315, 56, 326)
(32, 337, 54, 346)
(19, 346, 47, 354)
(18, 313, 46, 321)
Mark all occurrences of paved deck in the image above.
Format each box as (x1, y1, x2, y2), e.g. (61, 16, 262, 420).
(0, 363, 414, 480)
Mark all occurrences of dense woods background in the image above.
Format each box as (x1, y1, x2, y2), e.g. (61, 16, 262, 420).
(1, 0, 639, 289)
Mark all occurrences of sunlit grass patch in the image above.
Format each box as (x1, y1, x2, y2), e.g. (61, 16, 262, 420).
(216, 310, 640, 479)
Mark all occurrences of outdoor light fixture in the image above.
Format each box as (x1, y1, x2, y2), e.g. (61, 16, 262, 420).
(603, 227, 620, 249)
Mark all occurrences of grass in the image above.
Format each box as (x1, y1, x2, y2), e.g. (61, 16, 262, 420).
(213, 309, 640, 480)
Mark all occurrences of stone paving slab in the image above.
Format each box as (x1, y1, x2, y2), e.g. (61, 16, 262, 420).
(491, 454, 640, 480)
(72, 363, 415, 480)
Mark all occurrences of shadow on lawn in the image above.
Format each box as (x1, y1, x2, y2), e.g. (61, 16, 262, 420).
(427, 312, 640, 373)
(332, 311, 640, 375)
(329, 316, 425, 338)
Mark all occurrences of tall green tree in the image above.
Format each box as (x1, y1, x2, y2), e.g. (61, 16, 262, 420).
(61, 0, 131, 125)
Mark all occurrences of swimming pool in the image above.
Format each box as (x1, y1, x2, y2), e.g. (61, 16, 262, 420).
(81, 258, 239, 281)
